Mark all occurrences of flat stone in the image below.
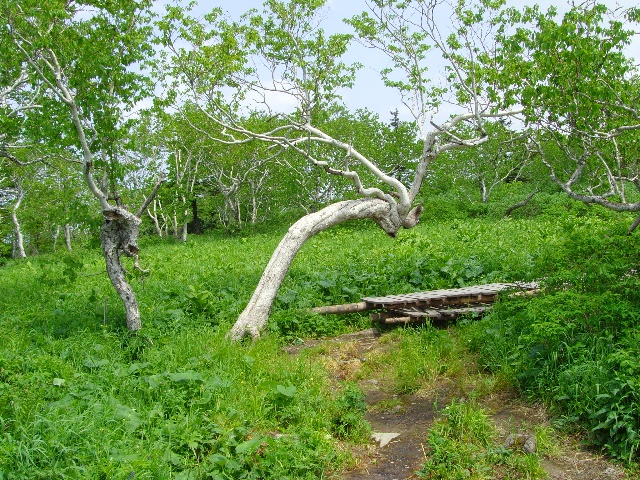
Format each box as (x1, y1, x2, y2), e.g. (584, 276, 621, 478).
(504, 433, 537, 454)
(371, 432, 400, 447)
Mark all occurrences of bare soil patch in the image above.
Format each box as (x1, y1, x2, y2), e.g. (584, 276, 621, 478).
(286, 328, 631, 480)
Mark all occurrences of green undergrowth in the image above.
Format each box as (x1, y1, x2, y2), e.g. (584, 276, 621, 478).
(355, 326, 466, 395)
(270, 200, 598, 339)
(2, 193, 640, 475)
(416, 399, 548, 479)
(0, 320, 372, 478)
(466, 213, 640, 463)
(0, 231, 373, 477)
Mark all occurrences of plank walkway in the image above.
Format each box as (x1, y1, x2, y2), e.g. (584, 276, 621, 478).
(312, 282, 539, 325)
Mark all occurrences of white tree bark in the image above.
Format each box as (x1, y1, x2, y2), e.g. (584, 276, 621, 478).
(169, 148, 202, 242)
(53, 225, 60, 252)
(181, 219, 188, 242)
(9, 14, 168, 331)
(147, 199, 165, 237)
(228, 198, 422, 340)
(101, 207, 143, 331)
(11, 188, 26, 258)
(157, 2, 522, 340)
(64, 224, 72, 251)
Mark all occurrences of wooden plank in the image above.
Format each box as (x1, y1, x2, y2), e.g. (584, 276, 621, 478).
(363, 282, 538, 309)
(382, 316, 416, 324)
(391, 305, 491, 319)
(411, 293, 494, 306)
(366, 293, 498, 309)
(373, 308, 442, 320)
(371, 311, 415, 322)
(366, 282, 538, 303)
(372, 305, 492, 324)
(315, 282, 539, 318)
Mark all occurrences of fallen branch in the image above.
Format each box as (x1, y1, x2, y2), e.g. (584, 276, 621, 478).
(504, 190, 538, 217)
(310, 302, 373, 314)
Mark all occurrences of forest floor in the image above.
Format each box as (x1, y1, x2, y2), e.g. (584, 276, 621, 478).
(286, 328, 631, 480)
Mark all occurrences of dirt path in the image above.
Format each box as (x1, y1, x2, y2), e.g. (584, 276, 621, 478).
(286, 328, 630, 480)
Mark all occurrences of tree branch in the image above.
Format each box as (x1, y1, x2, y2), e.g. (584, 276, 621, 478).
(136, 174, 166, 218)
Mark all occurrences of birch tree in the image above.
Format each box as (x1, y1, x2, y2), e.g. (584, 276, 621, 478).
(491, 2, 640, 230)
(2, 0, 162, 330)
(158, 0, 524, 339)
(8, 177, 25, 258)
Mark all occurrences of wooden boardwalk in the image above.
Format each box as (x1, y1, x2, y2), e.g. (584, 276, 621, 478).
(312, 282, 539, 325)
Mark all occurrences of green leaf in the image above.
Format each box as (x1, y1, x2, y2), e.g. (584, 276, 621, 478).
(127, 362, 151, 375)
(83, 356, 109, 369)
(167, 370, 204, 382)
(110, 450, 140, 462)
(113, 402, 142, 433)
(174, 470, 197, 480)
(163, 449, 182, 466)
(242, 355, 255, 367)
(235, 435, 263, 454)
(276, 384, 297, 397)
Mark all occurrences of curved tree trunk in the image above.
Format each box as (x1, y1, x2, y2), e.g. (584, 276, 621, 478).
(101, 207, 143, 331)
(504, 189, 538, 217)
(228, 198, 423, 340)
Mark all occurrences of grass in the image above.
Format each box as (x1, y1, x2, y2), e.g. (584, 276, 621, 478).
(0, 323, 364, 478)
(465, 214, 640, 462)
(2, 192, 640, 475)
(355, 326, 466, 396)
(0, 231, 370, 478)
(416, 398, 549, 480)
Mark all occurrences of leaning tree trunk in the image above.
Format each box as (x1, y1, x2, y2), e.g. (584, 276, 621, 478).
(228, 198, 423, 340)
(101, 207, 144, 331)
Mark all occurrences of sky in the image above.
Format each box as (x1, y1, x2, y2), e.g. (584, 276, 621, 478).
(166, 0, 640, 124)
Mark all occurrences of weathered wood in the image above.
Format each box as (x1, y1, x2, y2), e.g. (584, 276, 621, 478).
(394, 305, 492, 318)
(372, 305, 493, 324)
(384, 308, 443, 319)
(371, 311, 434, 322)
(363, 282, 538, 310)
(311, 302, 373, 314)
(313, 283, 538, 326)
(230, 198, 406, 340)
(382, 316, 414, 324)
